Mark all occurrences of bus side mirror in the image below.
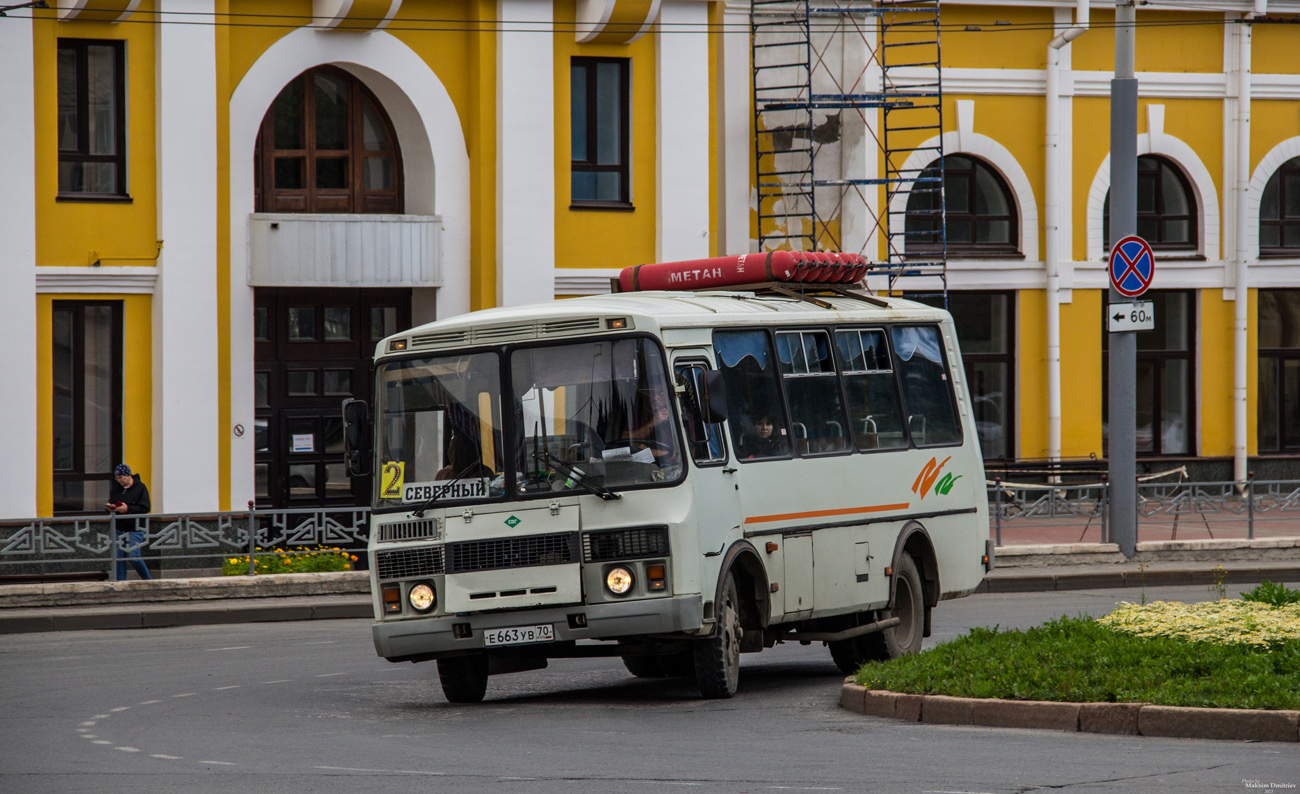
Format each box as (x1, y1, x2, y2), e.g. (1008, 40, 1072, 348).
(704, 370, 728, 424)
(342, 398, 371, 477)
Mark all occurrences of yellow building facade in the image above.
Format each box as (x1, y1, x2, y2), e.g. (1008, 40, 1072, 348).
(0, 0, 1297, 518)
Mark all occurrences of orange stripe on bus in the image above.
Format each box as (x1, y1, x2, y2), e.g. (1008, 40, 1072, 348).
(743, 503, 911, 524)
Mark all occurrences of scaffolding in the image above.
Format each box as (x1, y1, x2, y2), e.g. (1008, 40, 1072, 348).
(751, 0, 947, 298)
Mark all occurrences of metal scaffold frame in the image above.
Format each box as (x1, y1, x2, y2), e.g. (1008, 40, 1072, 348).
(751, 0, 947, 301)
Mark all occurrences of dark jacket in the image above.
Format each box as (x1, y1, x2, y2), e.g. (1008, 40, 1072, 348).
(109, 477, 151, 531)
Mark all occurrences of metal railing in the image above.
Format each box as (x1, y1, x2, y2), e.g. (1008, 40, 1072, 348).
(0, 505, 370, 581)
(989, 474, 1300, 546)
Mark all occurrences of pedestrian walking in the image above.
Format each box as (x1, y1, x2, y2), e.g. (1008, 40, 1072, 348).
(107, 464, 152, 581)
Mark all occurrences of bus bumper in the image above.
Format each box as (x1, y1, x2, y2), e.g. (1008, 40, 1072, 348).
(372, 594, 704, 661)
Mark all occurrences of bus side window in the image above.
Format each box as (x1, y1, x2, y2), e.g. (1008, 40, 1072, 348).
(835, 328, 908, 451)
(891, 325, 962, 446)
(714, 330, 791, 460)
(774, 330, 849, 455)
(674, 363, 727, 465)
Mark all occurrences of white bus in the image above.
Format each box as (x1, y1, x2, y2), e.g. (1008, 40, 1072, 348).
(346, 264, 990, 702)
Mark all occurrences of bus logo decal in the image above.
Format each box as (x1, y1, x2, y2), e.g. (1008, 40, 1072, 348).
(912, 456, 952, 500)
(505, 515, 521, 528)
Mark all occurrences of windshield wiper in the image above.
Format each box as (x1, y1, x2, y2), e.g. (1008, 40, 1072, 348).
(411, 460, 486, 518)
(539, 452, 621, 501)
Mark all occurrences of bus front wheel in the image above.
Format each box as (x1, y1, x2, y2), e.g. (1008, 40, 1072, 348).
(437, 653, 489, 703)
(694, 573, 742, 698)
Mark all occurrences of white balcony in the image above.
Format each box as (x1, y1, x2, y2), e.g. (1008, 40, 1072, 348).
(248, 213, 441, 288)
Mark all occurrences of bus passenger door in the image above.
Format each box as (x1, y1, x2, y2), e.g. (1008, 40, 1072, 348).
(673, 355, 742, 577)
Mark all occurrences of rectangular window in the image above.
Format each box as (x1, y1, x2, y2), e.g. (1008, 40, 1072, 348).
(675, 362, 728, 465)
(570, 57, 630, 207)
(52, 301, 124, 514)
(892, 325, 962, 447)
(775, 330, 850, 455)
(715, 330, 792, 460)
(1259, 290, 1300, 453)
(913, 292, 1015, 460)
(1103, 291, 1194, 456)
(57, 39, 127, 198)
(835, 329, 908, 451)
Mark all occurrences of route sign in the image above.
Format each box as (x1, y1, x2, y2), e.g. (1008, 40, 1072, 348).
(1109, 235, 1155, 298)
(1108, 299, 1154, 333)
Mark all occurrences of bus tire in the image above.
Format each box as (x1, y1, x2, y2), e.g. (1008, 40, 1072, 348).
(694, 573, 742, 698)
(621, 655, 667, 678)
(437, 654, 489, 703)
(872, 552, 925, 659)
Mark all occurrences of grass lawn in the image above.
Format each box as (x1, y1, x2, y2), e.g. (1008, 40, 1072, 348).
(853, 611, 1300, 711)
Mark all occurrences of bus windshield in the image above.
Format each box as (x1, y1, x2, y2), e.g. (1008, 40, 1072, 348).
(511, 338, 684, 496)
(375, 352, 506, 509)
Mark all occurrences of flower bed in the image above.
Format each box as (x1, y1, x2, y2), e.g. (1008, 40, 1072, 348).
(222, 546, 358, 576)
(1098, 600, 1300, 647)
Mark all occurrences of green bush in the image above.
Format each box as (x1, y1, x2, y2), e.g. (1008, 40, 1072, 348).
(222, 546, 357, 576)
(854, 616, 1300, 710)
(1240, 581, 1300, 607)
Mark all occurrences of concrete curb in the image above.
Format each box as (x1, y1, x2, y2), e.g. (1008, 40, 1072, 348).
(977, 563, 1300, 594)
(0, 571, 370, 609)
(0, 595, 372, 634)
(993, 539, 1300, 569)
(840, 681, 1300, 743)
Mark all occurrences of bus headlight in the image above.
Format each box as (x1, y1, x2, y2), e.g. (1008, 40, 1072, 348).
(408, 582, 436, 612)
(605, 567, 634, 596)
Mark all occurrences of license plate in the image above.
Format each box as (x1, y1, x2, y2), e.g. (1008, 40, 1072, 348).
(482, 624, 555, 647)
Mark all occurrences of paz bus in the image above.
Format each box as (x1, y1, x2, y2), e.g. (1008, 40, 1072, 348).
(343, 252, 991, 702)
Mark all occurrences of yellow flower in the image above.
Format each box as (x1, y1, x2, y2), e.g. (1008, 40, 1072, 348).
(350, 555, 358, 561)
(343, 564, 351, 570)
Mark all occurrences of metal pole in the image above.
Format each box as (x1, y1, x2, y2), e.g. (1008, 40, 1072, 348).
(1108, 0, 1139, 558)
(993, 477, 1002, 547)
(1247, 471, 1255, 540)
(247, 500, 257, 576)
(1101, 474, 1108, 544)
(109, 512, 119, 582)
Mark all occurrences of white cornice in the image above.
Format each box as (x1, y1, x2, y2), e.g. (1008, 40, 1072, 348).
(895, 67, 1298, 99)
(35, 266, 158, 294)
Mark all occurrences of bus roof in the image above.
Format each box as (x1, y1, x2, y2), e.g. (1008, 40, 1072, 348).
(380, 290, 952, 357)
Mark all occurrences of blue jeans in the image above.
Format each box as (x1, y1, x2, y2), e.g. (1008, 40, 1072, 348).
(115, 529, 152, 580)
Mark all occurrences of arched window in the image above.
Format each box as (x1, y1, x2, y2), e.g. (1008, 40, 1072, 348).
(905, 154, 1019, 257)
(254, 66, 402, 214)
(1260, 156, 1300, 256)
(1104, 155, 1195, 251)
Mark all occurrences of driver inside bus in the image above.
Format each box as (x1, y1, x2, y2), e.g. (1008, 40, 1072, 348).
(435, 433, 495, 481)
(622, 389, 679, 468)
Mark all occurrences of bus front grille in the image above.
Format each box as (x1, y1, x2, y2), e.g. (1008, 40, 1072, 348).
(582, 526, 670, 562)
(376, 546, 445, 580)
(447, 532, 579, 573)
(377, 518, 441, 543)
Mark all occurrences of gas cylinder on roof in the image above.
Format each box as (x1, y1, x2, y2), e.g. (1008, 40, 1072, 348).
(617, 251, 869, 293)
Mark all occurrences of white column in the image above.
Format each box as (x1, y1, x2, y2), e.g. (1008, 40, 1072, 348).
(497, 0, 555, 306)
(0, 17, 38, 518)
(656, 0, 710, 262)
(154, 0, 221, 511)
(720, 0, 752, 255)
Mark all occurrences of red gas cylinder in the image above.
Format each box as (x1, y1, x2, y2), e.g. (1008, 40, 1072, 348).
(618, 251, 869, 292)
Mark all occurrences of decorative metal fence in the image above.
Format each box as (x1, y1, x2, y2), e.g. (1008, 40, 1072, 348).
(0, 506, 370, 581)
(989, 476, 1300, 546)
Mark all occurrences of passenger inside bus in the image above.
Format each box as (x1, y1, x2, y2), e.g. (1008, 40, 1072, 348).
(435, 433, 495, 481)
(739, 413, 787, 459)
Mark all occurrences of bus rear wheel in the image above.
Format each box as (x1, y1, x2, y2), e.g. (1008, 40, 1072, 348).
(694, 573, 742, 698)
(437, 653, 489, 703)
(873, 553, 925, 659)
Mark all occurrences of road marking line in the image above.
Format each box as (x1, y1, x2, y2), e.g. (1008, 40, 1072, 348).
(110, 707, 130, 712)
(300, 641, 337, 645)
(93, 714, 110, 719)
(212, 685, 241, 691)
(208, 646, 252, 651)
(200, 760, 237, 766)
(151, 755, 182, 760)
(80, 735, 96, 739)
(92, 740, 112, 745)
(76, 728, 90, 733)
(138, 700, 162, 705)
(114, 747, 141, 753)
(261, 679, 293, 684)
(316, 672, 345, 677)
(79, 721, 97, 726)
(172, 693, 197, 698)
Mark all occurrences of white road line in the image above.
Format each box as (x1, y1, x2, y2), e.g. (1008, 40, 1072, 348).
(79, 721, 96, 727)
(76, 728, 90, 733)
(208, 646, 252, 651)
(109, 707, 130, 712)
(80, 735, 96, 739)
(151, 754, 182, 760)
(93, 714, 110, 719)
(212, 685, 241, 691)
(92, 740, 112, 745)
(138, 700, 162, 705)
(114, 747, 141, 753)
(200, 760, 237, 766)
(261, 679, 293, 684)
(299, 641, 337, 645)
(172, 693, 197, 698)
(315, 672, 345, 677)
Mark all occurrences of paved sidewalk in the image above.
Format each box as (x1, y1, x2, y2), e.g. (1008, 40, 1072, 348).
(2, 539, 1297, 633)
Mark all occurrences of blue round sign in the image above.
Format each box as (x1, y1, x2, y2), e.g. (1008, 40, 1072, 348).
(1109, 235, 1155, 298)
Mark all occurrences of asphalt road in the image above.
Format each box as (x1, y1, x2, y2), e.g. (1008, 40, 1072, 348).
(1, 584, 1295, 794)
